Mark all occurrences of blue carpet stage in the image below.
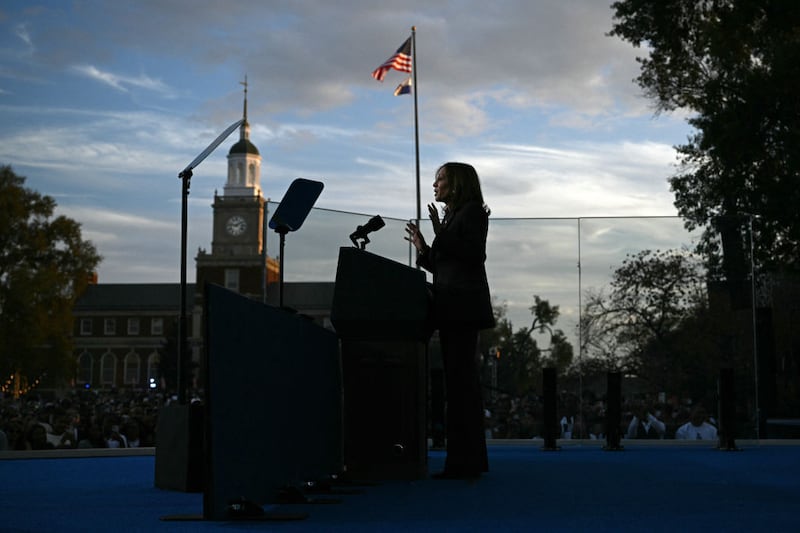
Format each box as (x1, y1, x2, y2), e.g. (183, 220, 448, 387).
(2, 443, 798, 532)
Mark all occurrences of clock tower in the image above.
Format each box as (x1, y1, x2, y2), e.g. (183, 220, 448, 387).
(195, 78, 279, 301)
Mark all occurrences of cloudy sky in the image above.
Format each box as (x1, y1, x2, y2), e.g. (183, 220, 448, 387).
(0, 1, 701, 336)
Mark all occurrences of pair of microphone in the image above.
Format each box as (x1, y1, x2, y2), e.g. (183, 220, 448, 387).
(349, 215, 385, 249)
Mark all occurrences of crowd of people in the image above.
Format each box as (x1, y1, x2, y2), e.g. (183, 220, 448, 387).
(483, 389, 720, 441)
(1, 386, 721, 452)
(0, 388, 177, 451)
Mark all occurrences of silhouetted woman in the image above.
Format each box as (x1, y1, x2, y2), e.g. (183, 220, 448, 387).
(405, 162, 494, 479)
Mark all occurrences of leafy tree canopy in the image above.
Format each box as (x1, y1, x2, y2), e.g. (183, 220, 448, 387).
(0, 165, 101, 387)
(609, 0, 800, 275)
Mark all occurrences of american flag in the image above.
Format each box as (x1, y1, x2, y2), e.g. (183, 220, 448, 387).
(371, 37, 412, 82)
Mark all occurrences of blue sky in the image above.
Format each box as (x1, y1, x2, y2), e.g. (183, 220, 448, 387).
(0, 0, 697, 329)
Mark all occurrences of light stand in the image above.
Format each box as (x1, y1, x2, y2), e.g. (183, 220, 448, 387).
(156, 119, 244, 494)
(175, 119, 243, 404)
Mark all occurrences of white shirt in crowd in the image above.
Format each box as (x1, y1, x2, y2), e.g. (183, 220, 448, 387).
(675, 421, 718, 440)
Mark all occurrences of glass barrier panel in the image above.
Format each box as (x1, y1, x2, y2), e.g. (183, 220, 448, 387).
(4, 207, 791, 455)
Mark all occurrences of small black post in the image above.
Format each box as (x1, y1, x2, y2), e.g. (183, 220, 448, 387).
(718, 367, 739, 451)
(604, 372, 623, 451)
(542, 367, 559, 450)
(430, 368, 445, 449)
(277, 228, 287, 308)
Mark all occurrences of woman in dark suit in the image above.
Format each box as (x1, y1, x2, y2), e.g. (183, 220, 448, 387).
(405, 162, 494, 479)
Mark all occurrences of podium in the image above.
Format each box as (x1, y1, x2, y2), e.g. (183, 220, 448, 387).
(202, 284, 341, 520)
(331, 247, 430, 480)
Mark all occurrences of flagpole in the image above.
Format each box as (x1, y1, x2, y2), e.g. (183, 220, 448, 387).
(411, 26, 421, 229)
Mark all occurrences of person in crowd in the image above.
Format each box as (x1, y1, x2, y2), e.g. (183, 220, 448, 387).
(47, 416, 77, 449)
(26, 423, 54, 450)
(587, 400, 606, 440)
(2, 419, 28, 450)
(104, 421, 128, 448)
(625, 404, 667, 439)
(78, 424, 107, 449)
(560, 413, 574, 439)
(675, 405, 718, 440)
(406, 162, 495, 479)
(123, 419, 141, 448)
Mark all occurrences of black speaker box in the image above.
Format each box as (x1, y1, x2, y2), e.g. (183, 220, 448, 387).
(605, 372, 623, 450)
(154, 402, 204, 492)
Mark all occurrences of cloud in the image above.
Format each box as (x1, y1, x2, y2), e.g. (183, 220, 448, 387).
(458, 140, 679, 219)
(0, 0, 702, 322)
(6, 1, 643, 119)
(72, 64, 176, 97)
(12, 22, 35, 56)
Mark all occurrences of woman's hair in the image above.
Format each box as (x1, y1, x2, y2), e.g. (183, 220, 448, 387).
(438, 162, 490, 214)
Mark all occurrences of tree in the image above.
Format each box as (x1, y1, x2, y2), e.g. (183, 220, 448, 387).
(580, 249, 708, 392)
(0, 166, 101, 391)
(609, 1, 800, 277)
(489, 295, 574, 397)
(528, 296, 573, 373)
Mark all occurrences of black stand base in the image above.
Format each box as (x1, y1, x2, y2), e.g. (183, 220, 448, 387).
(154, 403, 204, 492)
(160, 496, 309, 522)
(541, 444, 562, 452)
(160, 512, 308, 522)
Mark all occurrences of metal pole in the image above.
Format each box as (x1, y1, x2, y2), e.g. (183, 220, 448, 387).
(577, 218, 583, 438)
(177, 170, 191, 405)
(749, 215, 759, 440)
(412, 26, 421, 227)
(268, 198, 269, 303)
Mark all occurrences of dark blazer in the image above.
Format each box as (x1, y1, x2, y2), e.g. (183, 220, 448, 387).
(418, 201, 495, 329)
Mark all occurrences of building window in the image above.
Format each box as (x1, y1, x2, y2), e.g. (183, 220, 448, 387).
(124, 352, 141, 386)
(77, 352, 93, 385)
(127, 318, 140, 335)
(225, 269, 240, 291)
(80, 319, 92, 335)
(100, 352, 116, 386)
(151, 318, 163, 335)
(104, 318, 116, 335)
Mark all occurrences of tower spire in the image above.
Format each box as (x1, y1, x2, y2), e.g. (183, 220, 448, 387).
(240, 74, 248, 123)
(225, 75, 261, 196)
(239, 75, 249, 141)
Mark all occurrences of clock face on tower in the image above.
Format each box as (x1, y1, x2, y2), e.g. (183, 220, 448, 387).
(226, 215, 247, 236)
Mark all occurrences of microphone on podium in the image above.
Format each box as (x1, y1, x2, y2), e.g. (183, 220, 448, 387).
(350, 215, 385, 250)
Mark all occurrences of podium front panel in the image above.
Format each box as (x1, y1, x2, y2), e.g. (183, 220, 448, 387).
(341, 339, 427, 480)
(331, 247, 429, 341)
